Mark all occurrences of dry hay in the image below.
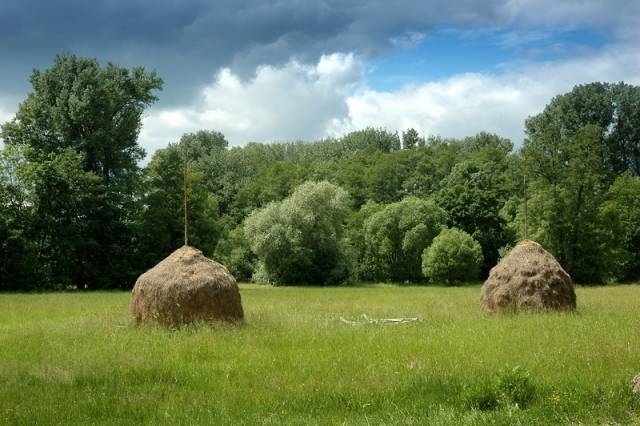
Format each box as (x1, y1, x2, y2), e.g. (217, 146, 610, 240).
(130, 245, 243, 326)
(633, 373, 640, 394)
(480, 240, 576, 314)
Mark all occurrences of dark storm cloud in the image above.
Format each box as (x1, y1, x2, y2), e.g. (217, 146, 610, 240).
(0, 0, 637, 105)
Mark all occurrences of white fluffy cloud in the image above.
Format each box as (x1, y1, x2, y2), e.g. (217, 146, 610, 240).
(140, 41, 640, 155)
(139, 53, 364, 153)
(0, 101, 14, 125)
(339, 43, 640, 143)
(0, 99, 16, 145)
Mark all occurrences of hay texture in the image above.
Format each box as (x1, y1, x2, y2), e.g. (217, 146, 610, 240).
(131, 245, 243, 326)
(632, 373, 640, 394)
(480, 240, 576, 314)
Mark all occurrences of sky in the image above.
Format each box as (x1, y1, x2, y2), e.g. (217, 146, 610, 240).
(1, 0, 639, 159)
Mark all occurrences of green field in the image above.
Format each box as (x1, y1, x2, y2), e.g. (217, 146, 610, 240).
(2, 285, 640, 425)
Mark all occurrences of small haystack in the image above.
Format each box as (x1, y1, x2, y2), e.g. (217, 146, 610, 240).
(480, 240, 576, 313)
(131, 245, 243, 326)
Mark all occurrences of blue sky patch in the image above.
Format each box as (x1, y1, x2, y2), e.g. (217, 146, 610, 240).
(367, 25, 610, 91)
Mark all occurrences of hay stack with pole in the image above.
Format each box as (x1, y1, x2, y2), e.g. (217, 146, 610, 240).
(130, 161, 243, 326)
(480, 240, 576, 313)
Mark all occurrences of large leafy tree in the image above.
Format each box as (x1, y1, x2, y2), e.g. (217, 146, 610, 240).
(179, 130, 229, 163)
(24, 149, 106, 288)
(0, 145, 39, 290)
(2, 54, 162, 180)
(230, 162, 304, 220)
(520, 83, 640, 283)
(522, 124, 621, 283)
(519, 83, 640, 283)
(525, 82, 640, 176)
(0, 146, 105, 289)
(402, 128, 421, 149)
(600, 174, 640, 281)
(422, 228, 483, 284)
(244, 181, 350, 285)
(436, 160, 515, 275)
(1, 54, 162, 289)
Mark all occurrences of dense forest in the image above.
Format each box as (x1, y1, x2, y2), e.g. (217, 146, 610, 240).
(1, 54, 640, 290)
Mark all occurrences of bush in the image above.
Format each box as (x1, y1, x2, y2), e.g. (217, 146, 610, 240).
(360, 197, 447, 282)
(495, 366, 536, 408)
(244, 181, 350, 285)
(464, 366, 535, 411)
(251, 262, 272, 284)
(213, 226, 256, 282)
(422, 228, 483, 284)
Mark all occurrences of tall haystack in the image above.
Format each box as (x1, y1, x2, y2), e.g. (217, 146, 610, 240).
(480, 240, 576, 313)
(131, 245, 243, 326)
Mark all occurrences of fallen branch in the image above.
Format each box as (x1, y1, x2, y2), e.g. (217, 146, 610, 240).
(340, 314, 420, 326)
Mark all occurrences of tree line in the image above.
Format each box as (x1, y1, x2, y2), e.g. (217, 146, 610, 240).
(1, 54, 639, 290)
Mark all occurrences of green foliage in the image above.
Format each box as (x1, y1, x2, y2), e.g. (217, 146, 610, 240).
(213, 225, 256, 282)
(343, 201, 384, 281)
(0, 145, 39, 290)
(0, 54, 162, 289)
(465, 366, 536, 411)
(360, 197, 447, 282)
(600, 173, 640, 281)
(339, 127, 401, 153)
(3, 66, 640, 289)
(138, 144, 220, 269)
(522, 83, 640, 282)
(402, 128, 421, 149)
(495, 366, 536, 408)
(458, 132, 514, 163)
(179, 130, 228, 162)
(365, 150, 414, 203)
(422, 228, 483, 284)
(525, 82, 640, 176)
(497, 243, 514, 261)
(1, 146, 113, 289)
(522, 123, 622, 283)
(436, 160, 514, 275)
(230, 162, 304, 220)
(244, 181, 350, 285)
(1, 53, 162, 177)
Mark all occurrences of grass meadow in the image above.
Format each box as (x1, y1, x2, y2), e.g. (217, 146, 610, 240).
(1, 284, 640, 425)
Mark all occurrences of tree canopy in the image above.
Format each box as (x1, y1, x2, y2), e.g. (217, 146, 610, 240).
(2, 55, 640, 289)
(1, 54, 162, 289)
(244, 181, 350, 285)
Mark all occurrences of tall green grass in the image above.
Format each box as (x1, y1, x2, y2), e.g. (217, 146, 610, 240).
(1, 285, 639, 425)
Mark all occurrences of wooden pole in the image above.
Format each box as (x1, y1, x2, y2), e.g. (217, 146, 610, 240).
(524, 174, 528, 240)
(184, 160, 188, 246)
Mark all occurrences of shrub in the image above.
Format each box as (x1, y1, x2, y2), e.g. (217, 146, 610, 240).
(251, 262, 272, 284)
(244, 181, 350, 285)
(213, 226, 256, 282)
(495, 366, 536, 408)
(464, 366, 535, 411)
(361, 197, 447, 282)
(422, 228, 483, 284)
